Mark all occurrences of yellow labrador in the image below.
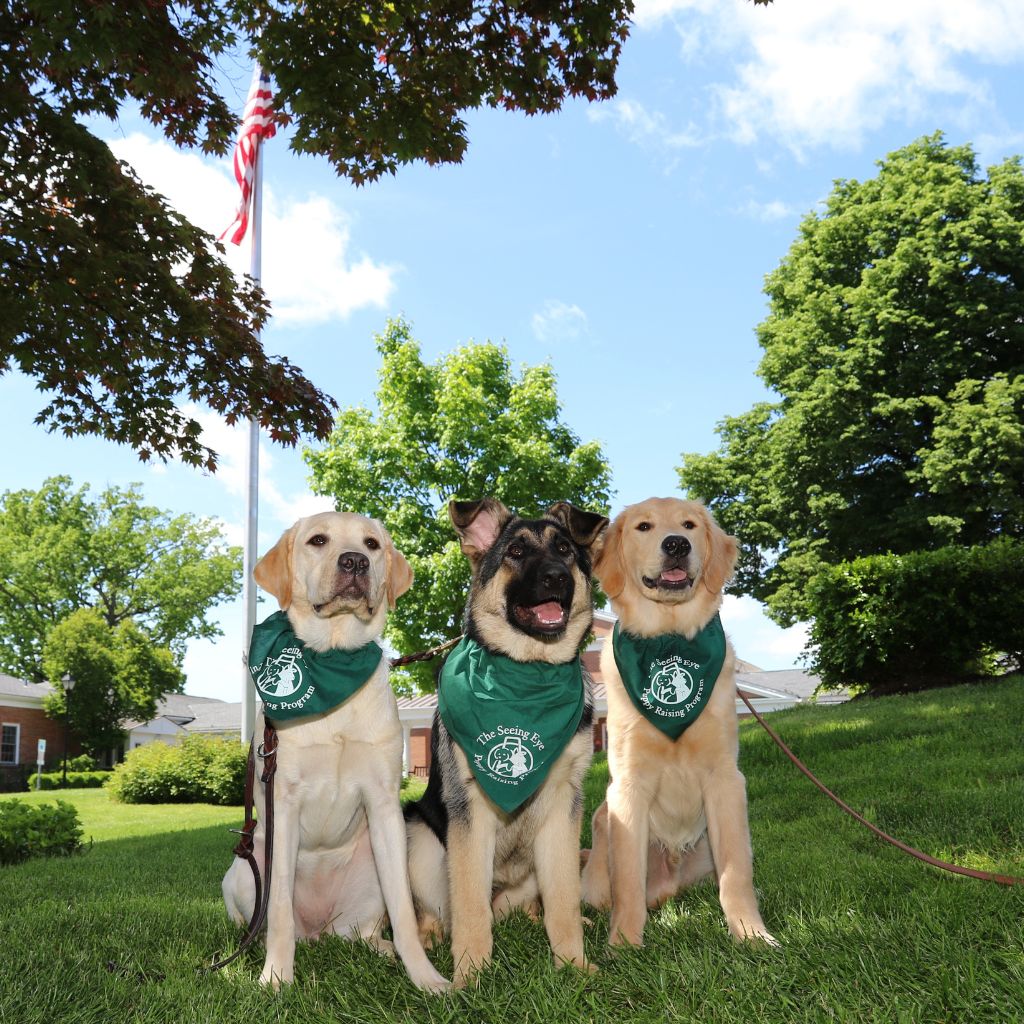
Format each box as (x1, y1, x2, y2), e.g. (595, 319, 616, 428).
(221, 511, 449, 991)
(581, 498, 776, 948)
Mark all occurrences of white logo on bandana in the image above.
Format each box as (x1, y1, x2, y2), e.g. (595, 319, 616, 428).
(647, 658, 695, 706)
(255, 646, 304, 698)
(473, 725, 546, 785)
(486, 735, 534, 779)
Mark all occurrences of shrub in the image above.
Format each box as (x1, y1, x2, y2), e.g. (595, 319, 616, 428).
(0, 800, 84, 865)
(807, 537, 1024, 693)
(28, 770, 110, 790)
(66, 754, 99, 772)
(106, 737, 248, 805)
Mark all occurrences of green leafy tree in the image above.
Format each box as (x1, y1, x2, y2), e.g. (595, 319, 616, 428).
(1, 0, 636, 469)
(42, 609, 183, 758)
(679, 134, 1024, 626)
(0, 476, 241, 682)
(305, 318, 612, 690)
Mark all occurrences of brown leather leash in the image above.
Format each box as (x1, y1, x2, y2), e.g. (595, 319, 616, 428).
(389, 635, 462, 668)
(738, 691, 1024, 887)
(208, 723, 279, 971)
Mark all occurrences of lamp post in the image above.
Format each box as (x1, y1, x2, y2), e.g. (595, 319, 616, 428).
(61, 672, 75, 787)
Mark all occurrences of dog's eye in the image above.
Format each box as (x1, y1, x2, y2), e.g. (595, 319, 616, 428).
(683, 520, 696, 530)
(365, 537, 380, 551)
(636, 522, 651, 532)
(556, 540, 571, 557)
(507, 542, 525, 558)
(307, 534, 328, 547)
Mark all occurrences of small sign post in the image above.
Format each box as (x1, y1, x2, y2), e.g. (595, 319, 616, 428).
(36, 738, 46, 790)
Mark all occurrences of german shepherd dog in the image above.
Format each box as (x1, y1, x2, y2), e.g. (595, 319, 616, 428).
(404, 498, 608, 987)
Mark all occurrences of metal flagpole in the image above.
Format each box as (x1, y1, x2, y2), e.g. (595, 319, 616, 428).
(240, 95, 264, 745)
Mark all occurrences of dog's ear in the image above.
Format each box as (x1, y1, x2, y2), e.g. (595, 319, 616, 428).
(449, 499, 512, 562)
(384, 533, 415, 610)
(593, 513, 626, 600)
(546, 502, 609, 553)
(254, 525, 296, 609)
(700, 506, 738, 596)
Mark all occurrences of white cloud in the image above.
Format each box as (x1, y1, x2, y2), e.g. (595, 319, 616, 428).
(722, 594, 810, 669)
(735, 197, 797, 222)
(290, 493, 339, 520)
(975, 129, 1024, 168)
(632, 0, 1024, 152)
(531, 300, 589, 342)
(588, 97, 704, 151)
(633, 0, 718, 31)
(178, 403, 333, 533)
(106, 133, 396, 326)
(210, 516, 245, 549)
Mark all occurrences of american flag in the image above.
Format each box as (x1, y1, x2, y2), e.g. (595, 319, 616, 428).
(220, 66, 276, 246)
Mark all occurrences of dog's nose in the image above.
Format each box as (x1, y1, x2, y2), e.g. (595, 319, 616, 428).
(337, 551, 370, 576)
(661, 535, 691, 558)
(541, 563, 570, 591)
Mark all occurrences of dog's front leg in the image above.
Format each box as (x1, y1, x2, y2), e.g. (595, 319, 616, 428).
(362, 781, 450, 992)
(701, 766, 778, 946)
(580, 800, 611, 909)
(534, 790, 592, 973)
(606, 778, 651, 947)
(447, 800, 498, 989)
(260, 793, 301, 989)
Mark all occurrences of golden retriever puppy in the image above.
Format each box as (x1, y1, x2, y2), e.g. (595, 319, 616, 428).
(580, 498, 776, 948)
(222, 511, 449, 991)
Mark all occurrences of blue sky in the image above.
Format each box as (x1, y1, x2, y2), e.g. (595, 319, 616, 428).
(5, 0, 1024, 702)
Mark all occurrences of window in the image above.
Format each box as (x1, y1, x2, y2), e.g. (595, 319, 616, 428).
(0, 724, 19, 765)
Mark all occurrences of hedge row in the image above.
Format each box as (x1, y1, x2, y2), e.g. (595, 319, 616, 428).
(807, 537, 1024, 693)
(106, 736, 248, 805)
(28, 770, 111, 790)
(0, 800, 84, 866)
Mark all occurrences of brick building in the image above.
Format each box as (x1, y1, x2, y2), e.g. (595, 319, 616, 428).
(0, 673, 83, 791)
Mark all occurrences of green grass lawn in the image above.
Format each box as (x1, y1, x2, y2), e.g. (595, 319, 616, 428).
(1, 678, 1022, 1024)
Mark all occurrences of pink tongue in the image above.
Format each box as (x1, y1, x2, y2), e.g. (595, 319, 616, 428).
(661, 569, 688, 582)
(531, 601, 565, 624)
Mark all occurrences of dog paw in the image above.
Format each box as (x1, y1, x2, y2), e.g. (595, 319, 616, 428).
(452, 956, 490, 990)
(418, 920, 445, 950)
(579, 880, 610, 910)
(365, 936, 396, 960)
(259, 965, 292, 990)
(555, 953, 597, 976)
(412, 966, 452, 994)
(745, 929, 780, 948)
(607, 922, 645, 949)
(730, 922, 780, 947)
(452, 967, 480, 991)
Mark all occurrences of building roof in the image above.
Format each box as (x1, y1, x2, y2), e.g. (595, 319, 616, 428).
(122, 691, 229, 731)
(395, 693, 443, 711)
(0, 672, 53, 700)
(736, 668, 849, 704)
(185, 701, 243, 733)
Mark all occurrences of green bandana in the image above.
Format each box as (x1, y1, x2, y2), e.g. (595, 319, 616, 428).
(248, 611, 383, 723)
(612, 614, 726, 740)
(438, 637, 585, 814)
